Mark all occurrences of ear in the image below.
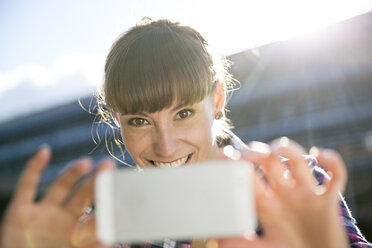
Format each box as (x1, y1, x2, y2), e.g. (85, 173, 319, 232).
(213, 81, 226, 114)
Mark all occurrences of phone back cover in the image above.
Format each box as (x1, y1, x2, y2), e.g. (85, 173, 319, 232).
(96, 160, 256, 244)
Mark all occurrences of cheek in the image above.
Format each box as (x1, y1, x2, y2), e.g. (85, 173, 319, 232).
(184, 116, 215, 149)
(121, 130, 148, 160)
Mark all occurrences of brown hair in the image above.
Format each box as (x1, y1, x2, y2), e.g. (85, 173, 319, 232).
(95, 18, 237, 164)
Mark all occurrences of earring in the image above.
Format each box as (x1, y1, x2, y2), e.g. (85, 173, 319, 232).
(214, 112, 223, 120)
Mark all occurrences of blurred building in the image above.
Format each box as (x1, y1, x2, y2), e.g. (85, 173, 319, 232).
(228, 12, 372, 236)
(0, 12, 371, 238)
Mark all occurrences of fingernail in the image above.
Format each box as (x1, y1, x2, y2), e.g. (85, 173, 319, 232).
(279, 136, 290, 147)
(309, 146, 320, 157)
(223, 145, 234, 157)
(314, 185, 326, 195)
(223, 145, 241, 160)
(270, 137, 290, 151)
(248, 141, 271, 154)
(38, 144, 51, 154)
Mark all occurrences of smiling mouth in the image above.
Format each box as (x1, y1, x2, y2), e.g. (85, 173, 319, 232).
(151, 154, 193, 168)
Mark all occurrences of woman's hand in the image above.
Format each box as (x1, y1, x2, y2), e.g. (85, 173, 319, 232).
(0, 145, 114, 248)
(218, 138, 349, 248)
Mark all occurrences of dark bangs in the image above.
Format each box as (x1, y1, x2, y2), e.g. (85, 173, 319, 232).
(104, 21, 216, 114)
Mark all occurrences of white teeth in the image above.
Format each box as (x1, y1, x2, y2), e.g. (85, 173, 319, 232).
(153, 155, 188, 168)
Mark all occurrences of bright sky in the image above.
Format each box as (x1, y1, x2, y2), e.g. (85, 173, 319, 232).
(0, 0, 371, 122)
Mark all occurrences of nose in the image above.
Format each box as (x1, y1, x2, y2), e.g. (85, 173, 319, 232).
(152, 125, 178, 158)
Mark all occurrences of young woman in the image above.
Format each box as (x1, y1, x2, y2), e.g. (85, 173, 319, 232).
(0, 18, 370, 248)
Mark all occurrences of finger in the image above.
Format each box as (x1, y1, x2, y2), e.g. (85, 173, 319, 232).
(271, 137, 316, 188)
(240, 149, 271, 166)
(253, 169, 270, 197)
(241, 149, 287, 190)
(65, 158, 116, 218)
(253, 175, 283, 237)
(260, 152, 288, 191)
(247, 141, 271, 154)
(253, 170, 281, 237)
(217, 237, 267, 248)
(13, 145, 51, 205)
(315, 149, 347, 196)
(240, 149, 271, 186)
(42, 158, 92, 206)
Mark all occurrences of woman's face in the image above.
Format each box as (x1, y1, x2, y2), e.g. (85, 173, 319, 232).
(118, 94, 222, 168)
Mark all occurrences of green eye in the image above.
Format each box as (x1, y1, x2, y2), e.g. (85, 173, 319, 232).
(176, 109, 194, 120)
(128, 118, 149, 127)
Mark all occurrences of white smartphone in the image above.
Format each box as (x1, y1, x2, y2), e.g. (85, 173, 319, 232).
(95, 160, 257, 245)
